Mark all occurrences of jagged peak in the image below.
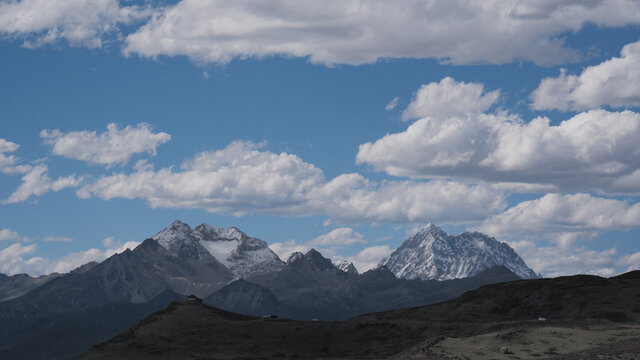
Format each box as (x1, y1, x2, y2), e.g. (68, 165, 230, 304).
(285, 251, 304, 264)
(169, 219, 192, 230)
(335, 260, 359, 275)
(194, 223, 247, 241)
(303, 249, 335, 271)
(380, 224, 538, 281)
(416, 223, 446, 235)
(305, 248, 322, 257)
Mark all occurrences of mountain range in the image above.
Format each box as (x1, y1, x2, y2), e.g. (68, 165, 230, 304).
(78, 270, 640, 360)
(0, 220, 537, 359)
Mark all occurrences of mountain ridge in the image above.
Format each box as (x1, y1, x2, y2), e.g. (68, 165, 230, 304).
(380, 224, 539, 280)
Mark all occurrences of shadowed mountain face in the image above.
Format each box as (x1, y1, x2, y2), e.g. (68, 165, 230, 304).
(0, 291, 183, 360)
(205, 248, 522, 320)
(79, 270, 640, 360)
(0, 272, 61, 302)
(371, 270, 640, 324)
(0, 238, 232, 326)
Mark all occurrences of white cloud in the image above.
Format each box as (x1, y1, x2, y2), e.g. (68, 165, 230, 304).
(619, 251, 640, 272)
(0, 138, 20, 173)
(402, 77, 500, 121)
(102, 236, 116, 247)
(508, 240, 620, 278)
(308, 227, 365, 247)
(47, 240, 140, 274)
(0, 242, 43, 275)
(123, 0, 640, 66)
(269, 228, 388, 272)
(358, 103, 640, 193)
(343, 245, 393, 273)
(0, 0, 150, 48)
(314, 174, 506, 224)
(478, 193, 640, 247)
(269, 240, 311, 261)
(3, 164, 82, 204)
(531, 40, 640, 111)
(41, 123, 171, 167)
(384, 97, 399, 111)
(0, 239, 139, 276)
(0, 228, 21, 242)
(42, 236, 73, 243)
(78, 140, 506, 224)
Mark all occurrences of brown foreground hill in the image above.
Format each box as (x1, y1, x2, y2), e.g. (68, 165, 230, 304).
(79, 271, 640, 360)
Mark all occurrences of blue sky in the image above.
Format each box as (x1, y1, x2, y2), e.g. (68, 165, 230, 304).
(1, 0, 640, 277)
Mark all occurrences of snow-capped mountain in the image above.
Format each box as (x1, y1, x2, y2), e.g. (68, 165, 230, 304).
(335, 260, 359, 275)
(194, 223, 285, 278)
(152, 220, 213, 261)
(380, 224, 539, 280)
(152, 220, 284, 279)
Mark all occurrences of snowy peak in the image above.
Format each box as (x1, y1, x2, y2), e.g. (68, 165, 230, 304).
(153, 220, 194, 250)
(194, 224, 246, 242)
(286, 252, 304, 264)
(335, 260, 359, 275)
(152, 220, 212, 261)
(380, 225, 538, 281)
(193, 223, 284, 279)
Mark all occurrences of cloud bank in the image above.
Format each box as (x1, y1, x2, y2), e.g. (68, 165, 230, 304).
(532, 40, 640, 111)
(0, 0, 149, 48)
(41, 123, 171, 166)
(357, 78, 640, 194)
(77, 140, 506, 224)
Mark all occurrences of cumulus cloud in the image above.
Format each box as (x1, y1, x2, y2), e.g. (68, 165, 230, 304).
(0, 228, 22, 242)
(123, 0, 640, 66)
(78, 140, 506, 223)
(308, 227, 366, 247)
(0, 0, 150, 48)
(269, 228, 389, 272)
(402, 77, 500, 121)
(531, 40, 640, 111)
(0, 138, 20, 173)
(41, 123, 171, 167)
(478, 193, 640, 247)
(342, 245, 393, 272)
(314, 174, 506, 224)
(508, 240, 621, 278)
(268, 240, 311, 261)
(358, 101, 640, 193)
(0, 239, 139, 276)
(3, 164, 82, 204)
(270, 227, 366, 260)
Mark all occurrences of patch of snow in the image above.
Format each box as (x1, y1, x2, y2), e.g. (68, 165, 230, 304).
(199, 239, 239, 267)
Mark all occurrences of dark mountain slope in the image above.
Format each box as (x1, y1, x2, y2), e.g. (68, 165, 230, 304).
(219, 249, 521, 320)
(0, 272, 64, 302)
(79, 270, 640, 360)
(363, 270, 640, 324)
(0, 290, 183, 360)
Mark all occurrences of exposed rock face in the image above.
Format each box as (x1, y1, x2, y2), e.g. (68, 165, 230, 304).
(335, 260, 359, 275)
(380, 224, 539, 280)
(152, 221, 284, 279)
(193, 223, 285, 279)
